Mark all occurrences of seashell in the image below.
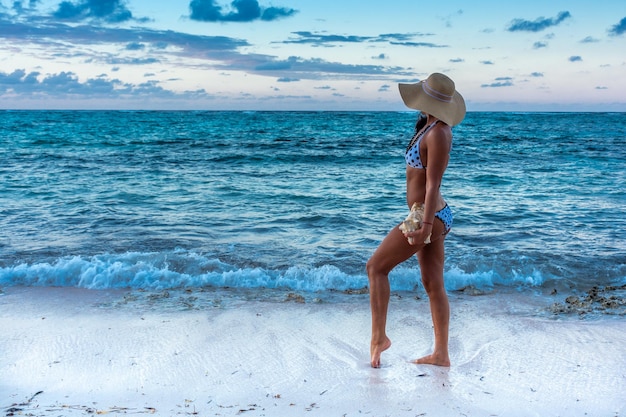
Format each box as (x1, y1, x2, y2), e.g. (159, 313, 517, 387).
(399, 202, 425, 244)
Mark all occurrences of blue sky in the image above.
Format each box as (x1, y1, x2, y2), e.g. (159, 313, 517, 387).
(1, 0, 625, 111)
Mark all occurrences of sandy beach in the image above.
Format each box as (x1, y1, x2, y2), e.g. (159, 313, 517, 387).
(1, 286, 624, 417)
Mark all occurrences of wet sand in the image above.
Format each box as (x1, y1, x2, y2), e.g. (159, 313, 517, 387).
(1, 286, 624, 416)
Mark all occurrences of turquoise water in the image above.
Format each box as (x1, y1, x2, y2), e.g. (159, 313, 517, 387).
(1, 111, 624, 291)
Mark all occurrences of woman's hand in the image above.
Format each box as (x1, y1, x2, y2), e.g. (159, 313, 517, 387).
(402, 224, 433, 245)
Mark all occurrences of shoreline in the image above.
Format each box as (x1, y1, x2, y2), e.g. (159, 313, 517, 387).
(1, 286, 625, 416)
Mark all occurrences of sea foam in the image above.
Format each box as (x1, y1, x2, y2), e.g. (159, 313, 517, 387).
(0, 250, 550, 292)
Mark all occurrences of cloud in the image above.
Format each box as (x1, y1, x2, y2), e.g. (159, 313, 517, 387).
(507, 11, 571, 32)
(0, 18, 250, 59)
(481, 77, 514, 88)
(390, 41, 448, 48)
(580, 36, 599, 43)
(0, 68, 211, 100)
(53, 0, 136, 23)
(533, 41, 548, 49)
(260, 5, 297, 21)
(279, 31, 446, 48)
(283, 31, 372, 45)
(441, 9, 463, 28)
(0, 69, 117, 95)
(125, 42, 145, 51)
(0, 69, 40, 91)
(449, 58, 464, 63)
(12, 0, 41, 13)
(106, 57, 160, 65)
(569, 55, 582, 62)
(378, 33, 434, 42)
(276, 77, 299, 82)
(530, 72, 544, 77)
(608, 17, 626, 36)
(0, 7, 418, 102)
(250, 55, 411, 79)
(189, 0, 297, 22)
(0, 17, 414, 82)
(383, 32, 447, 47)
(480, 60, 494, 65)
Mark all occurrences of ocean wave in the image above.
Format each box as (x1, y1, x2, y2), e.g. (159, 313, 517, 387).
(0, 250, 563, 292)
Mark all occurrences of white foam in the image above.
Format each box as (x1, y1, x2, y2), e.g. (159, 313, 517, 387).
(0, 250, 554, 292)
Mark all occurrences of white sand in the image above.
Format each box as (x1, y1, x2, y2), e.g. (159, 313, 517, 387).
(1, 286, 624, 417)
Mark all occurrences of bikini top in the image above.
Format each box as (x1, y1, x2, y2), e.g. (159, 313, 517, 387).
(405, 120, 439, 169)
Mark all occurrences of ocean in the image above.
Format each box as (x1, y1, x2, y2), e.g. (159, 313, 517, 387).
(1, 111, 624, 294)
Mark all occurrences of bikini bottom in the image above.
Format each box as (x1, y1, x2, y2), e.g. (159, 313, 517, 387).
(435, 203, 453, 235)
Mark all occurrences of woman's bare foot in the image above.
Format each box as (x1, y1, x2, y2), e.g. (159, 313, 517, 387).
(370, 337, 392, 368)
(411, 352, 450, 367)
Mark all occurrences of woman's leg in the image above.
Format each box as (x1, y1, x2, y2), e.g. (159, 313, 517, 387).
(414, 236, 450, 366)
(366, 225, 420, 368)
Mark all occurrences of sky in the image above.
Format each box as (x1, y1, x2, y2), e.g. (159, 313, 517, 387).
(0, 0, 625, 111)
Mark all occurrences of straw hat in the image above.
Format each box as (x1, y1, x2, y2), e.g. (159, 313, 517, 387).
(399, 73, 466, 126)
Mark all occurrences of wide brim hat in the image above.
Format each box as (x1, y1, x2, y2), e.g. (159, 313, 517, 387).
(399, 73, 466, 126)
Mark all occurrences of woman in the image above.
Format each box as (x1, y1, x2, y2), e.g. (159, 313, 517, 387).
(367, 73, 465, 368)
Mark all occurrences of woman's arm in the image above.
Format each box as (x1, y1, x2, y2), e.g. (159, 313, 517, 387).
(413, 124, 451, 242)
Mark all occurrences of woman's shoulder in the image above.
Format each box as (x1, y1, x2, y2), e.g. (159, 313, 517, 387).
(428, 121, 452, 140)
(435, 120, 452, 132)
(424, 122, 452, 151)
